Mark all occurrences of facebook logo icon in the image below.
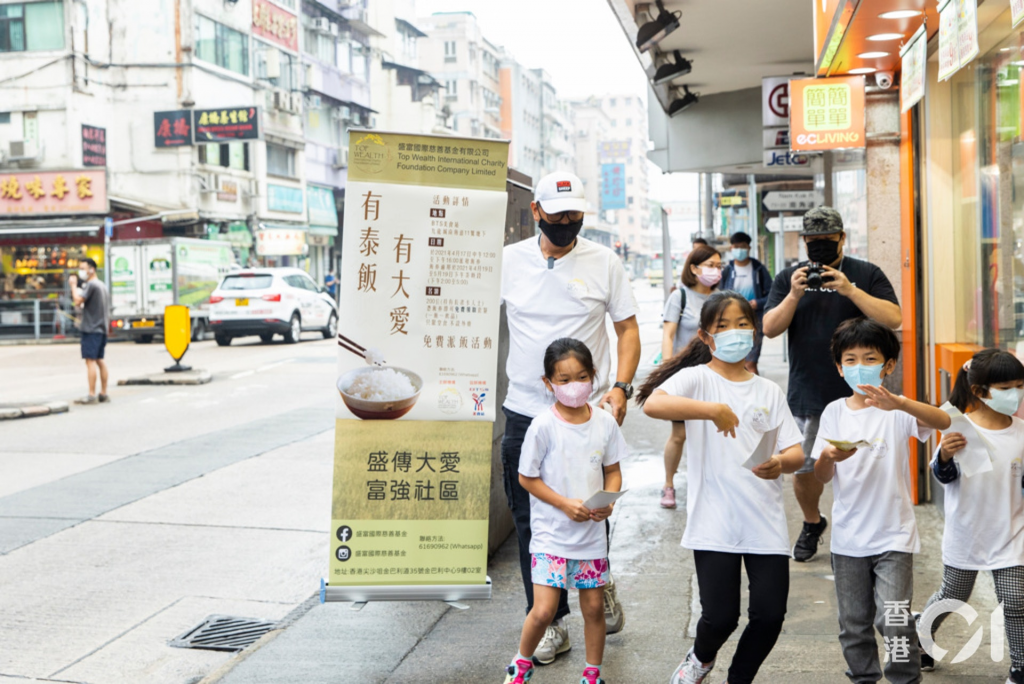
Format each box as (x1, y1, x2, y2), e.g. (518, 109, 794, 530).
(336, 525, 353, 543)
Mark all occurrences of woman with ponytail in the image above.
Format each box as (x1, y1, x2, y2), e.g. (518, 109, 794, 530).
(640, 291, 804, 684)
(658, 245, 722, 509)
(918, 348, 1024, 682)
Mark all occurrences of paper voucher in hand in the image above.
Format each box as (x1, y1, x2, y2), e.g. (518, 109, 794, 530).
(742, 427, 781, 471)
(825, 438, 873, 452)
(584, 490, 628, 509)
(940, 402, 994, 477)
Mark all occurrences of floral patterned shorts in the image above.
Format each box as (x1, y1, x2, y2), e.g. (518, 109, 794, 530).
(531, 553, 610, 590)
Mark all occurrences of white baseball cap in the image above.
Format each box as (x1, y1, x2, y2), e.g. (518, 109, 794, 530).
(534, 171, 586, 214)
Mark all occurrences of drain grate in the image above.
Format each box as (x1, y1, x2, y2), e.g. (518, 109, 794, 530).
(169, 614, 277, 652)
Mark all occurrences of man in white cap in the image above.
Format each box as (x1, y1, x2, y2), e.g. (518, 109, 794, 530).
(500, 171, 640, 665)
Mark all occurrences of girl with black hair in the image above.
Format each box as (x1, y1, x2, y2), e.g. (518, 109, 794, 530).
(919, 348, 1024, 682)
(505, 338, 627, 684)
(640, 291, 804, 684)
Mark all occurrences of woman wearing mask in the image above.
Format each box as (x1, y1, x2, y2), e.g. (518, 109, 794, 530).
(658, 244, 721, 509)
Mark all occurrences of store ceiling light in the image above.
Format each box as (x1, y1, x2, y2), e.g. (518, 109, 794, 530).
(652, 50, 693, 85)
(849, 67, 877, 74)
(636, 0, 681, 53)
(879, 10, 922, 19)
(867, 33, 904, 41)
(857, 51, 890, 59)
(668, 86, 699, 116)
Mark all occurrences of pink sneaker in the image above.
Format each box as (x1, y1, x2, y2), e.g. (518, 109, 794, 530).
(660, 486, 677, 509)
(503, 658, 534, 683)
(581, 666, 605, 684)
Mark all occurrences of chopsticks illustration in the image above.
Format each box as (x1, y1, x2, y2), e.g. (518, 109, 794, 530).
(338, 333, 366, 359)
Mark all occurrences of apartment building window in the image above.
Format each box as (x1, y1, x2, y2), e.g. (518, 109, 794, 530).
(468, 43, 476, 63)
(267, 143, 297, 178)
(0, 2, 64, 53)
(609, 98, 617, 106)
(199, 143, 249, 171)
(444, 80, 457, 102)
(196, 14, 248, 76)
(626, 118, 632, 126)
(628, 196, 634, 205)
(627, 176, 633, 185)
(611, 120, 617, 127)
(444, 40, 456, 63)
(304, 28, 336, 67)
(0, 113, 9, 124)
(255, 41, 296, 91)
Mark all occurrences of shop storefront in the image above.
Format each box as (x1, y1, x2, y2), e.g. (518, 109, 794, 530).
(306, 184, 339, 286)
(254, 224, 307, 268)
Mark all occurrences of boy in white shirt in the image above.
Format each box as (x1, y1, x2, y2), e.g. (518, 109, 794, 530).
(813, 318, 951, 684)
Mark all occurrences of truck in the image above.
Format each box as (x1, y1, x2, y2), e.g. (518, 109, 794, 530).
(109, 238, 235, 342)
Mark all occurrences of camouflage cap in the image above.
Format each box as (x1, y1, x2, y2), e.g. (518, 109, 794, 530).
(801, 206, 844, 236)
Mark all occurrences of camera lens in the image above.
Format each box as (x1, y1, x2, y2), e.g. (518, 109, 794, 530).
(807, 271, 822, 289)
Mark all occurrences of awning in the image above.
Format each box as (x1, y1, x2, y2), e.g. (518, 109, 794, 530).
(395, 17, 427, 38)
(0, 219, 104, 237)
(308, 224, 338, 237)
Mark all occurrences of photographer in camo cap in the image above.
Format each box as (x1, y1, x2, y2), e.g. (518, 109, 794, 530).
(763, 207, 902, 563)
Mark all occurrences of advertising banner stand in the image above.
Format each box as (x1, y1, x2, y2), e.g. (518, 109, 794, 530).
(322, 130, 510, 608)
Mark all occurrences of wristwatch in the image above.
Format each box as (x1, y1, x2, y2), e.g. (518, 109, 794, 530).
(613, 382, 634, 400)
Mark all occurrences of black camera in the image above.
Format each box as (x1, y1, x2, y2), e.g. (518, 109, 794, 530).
(805, 262, 824, 290)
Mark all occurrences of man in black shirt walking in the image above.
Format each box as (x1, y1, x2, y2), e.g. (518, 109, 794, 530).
(763, 207, 901, 562)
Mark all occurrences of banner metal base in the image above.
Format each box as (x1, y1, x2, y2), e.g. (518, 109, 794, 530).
(320, 577, 492, 608)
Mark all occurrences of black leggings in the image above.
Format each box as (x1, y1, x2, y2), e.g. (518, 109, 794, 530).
(693, 550, 790, 684)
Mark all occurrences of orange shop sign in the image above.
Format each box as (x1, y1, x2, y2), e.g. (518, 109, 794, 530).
(0, 169, 108, 216)
(789, 76, 866, 151)
(252, 0, 298, 52)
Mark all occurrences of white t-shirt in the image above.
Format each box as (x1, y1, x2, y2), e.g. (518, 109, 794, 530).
(731, 262, 755, 301)
(933, 416, 1024, 571)
(501, 237, 638, 418)
(812, 399, 934, 557)
(518, 405, 628, 559)
(658, 365, 802, 555)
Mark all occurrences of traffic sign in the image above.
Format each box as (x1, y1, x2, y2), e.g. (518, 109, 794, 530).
(766, 217, 805, 233)
(104, 217, 114, 238)
(763, 191, 820, 212)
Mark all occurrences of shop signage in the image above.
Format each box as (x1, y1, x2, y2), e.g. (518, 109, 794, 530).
(763, 127, 790, 150)
(958, 0, 979, 68)
(714, 192, 746, 209)
(252, 0, 298, 52)
(0, 169, 108, 216)
(307, 184, 338, 227)
(598, 140, 632, 161)
(900, 24, 928, 113)
(154, 110, 192, 148)
(329, 130, 509, 599)
(762, 76, 791, 127)
(763, 191, 819, 212)
(600, 163, 626, 210)
(267, 183, 304, 213)
(766, 216, 805, 233)
(1014, 0, 1024, 29)
(938, 0, 979, 80)
(217, 179, 239, 203)
(194, 107, 260, 142)
(789, 75, 866, 151)
(255, 227, 305, 256)
(764, 150, 812, 168)
(82, 124, 106, 167)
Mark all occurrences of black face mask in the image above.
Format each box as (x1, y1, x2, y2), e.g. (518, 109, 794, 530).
(806, 238, 841, 264)
(538, 219, 583, 248)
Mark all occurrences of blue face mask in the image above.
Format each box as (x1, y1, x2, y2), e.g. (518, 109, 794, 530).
(983, 387, 1024, 416)
(731, 248, 749, 262)
(709, 329, 754, 363)
(843, 363, 886, 395)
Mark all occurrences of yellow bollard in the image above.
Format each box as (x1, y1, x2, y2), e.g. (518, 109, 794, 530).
(163, 304, 192, 372)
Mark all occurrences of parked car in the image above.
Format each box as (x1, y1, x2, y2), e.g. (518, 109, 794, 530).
(207, 268, 337, 346)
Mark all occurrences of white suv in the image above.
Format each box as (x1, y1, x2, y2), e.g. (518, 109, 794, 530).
(208, 268, 337, 346)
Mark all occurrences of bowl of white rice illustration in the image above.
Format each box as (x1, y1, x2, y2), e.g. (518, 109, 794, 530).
(337, 366, 423, 420)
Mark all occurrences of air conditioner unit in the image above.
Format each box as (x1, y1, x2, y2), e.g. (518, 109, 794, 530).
(273, 89, 289, 110)
(264, 47, 281, 80)
(290, 92, 304, 113)
(9, 139, 38, 159)
(332, 146, 349, 169)
(308, 94, 322, 109)
(341, 105, 351, 120)
(197, 173, 216, 194)
(303, 64, 314, 90)
(329, 22, 339, 36)
(312, 17, 330, 33)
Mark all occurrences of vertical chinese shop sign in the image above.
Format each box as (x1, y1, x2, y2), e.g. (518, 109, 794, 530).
(330, 131, 509, 593)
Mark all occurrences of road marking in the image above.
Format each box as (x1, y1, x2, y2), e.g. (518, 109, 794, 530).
(256, 359, 294, 373)
(231, 370, 256, 379)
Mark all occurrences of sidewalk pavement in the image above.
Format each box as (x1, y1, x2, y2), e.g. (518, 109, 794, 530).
(208, 337, 1009, 683)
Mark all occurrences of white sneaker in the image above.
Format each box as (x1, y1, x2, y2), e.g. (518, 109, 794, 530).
(669, 647, 715, 684)
(533, 618, 571, 665)
(604, 580, 625, 634)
